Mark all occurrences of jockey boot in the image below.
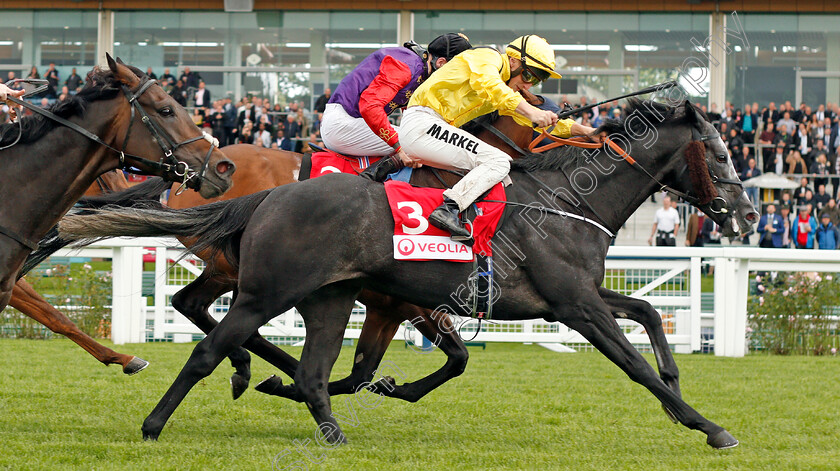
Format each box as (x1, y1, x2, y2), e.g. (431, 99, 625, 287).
(429, 197, 473, 243)
(359, 155, 403, 182)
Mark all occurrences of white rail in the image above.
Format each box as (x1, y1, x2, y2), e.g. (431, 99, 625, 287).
(50, 239, 840, 357)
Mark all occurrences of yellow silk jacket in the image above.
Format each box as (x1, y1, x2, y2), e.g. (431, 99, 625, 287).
(407, 47, 574, 138)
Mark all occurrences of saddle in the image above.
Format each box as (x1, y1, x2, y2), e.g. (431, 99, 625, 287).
(298, 148, 383, 181)
(298, 145, 468, 191)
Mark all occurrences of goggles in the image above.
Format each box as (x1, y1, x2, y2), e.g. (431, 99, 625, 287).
(521, 66, 550, 86)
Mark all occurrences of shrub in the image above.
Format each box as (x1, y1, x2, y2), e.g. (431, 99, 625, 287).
(1, 263, 112, 339)
(749, 272, 840, 355)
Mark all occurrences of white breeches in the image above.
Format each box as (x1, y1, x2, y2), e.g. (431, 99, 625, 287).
(400, 106, 511, 211)
(320, 103, 397, 156)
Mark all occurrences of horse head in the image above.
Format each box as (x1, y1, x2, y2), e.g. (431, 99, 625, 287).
(665, 100, 758, 237)
(104, 54, 235, 198)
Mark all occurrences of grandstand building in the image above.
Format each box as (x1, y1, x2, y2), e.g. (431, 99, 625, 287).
(1, 1, 838, 110)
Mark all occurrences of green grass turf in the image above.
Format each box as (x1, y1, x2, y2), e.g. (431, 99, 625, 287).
(0, 339, 838, 470)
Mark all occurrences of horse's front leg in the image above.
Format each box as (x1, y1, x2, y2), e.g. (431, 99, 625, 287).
(598, 286, 682, 415)
(554, 295, 737, 449)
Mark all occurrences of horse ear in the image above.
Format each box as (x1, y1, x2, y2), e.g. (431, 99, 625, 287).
(116, 57, 125, 65)
(109, 56, 139, 87)
(684, 100, 701, 127)
(106, 53, 117, 73)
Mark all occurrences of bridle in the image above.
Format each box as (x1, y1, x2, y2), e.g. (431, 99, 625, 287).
(4, 77, 219, 192)
(0, 76, 220, 252)
(117, 78, 220, 194)
(687, 127, 746, 215)
(517, 123, 746, 235)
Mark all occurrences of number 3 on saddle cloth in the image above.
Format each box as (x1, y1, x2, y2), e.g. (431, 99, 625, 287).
(299, 148, 507, 318)
(385, 180, 506, 262)
(386, 180, 506, 319)
(301, 150, 507, 260)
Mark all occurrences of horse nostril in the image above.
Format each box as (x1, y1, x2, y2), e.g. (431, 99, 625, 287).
(216, 161, 235, 174)
(745, 212, 758, 222)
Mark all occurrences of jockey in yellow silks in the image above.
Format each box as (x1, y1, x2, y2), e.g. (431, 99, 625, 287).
(398, 35, 598, 241)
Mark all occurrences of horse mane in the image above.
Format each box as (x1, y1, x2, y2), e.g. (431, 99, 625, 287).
(511, 99, 706, 174)
(461, 112, 498, 138)
(0, 65, 141, 147)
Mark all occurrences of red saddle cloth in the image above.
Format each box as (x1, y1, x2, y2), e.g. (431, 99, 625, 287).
(384, 180, 506, 262)
(308, 150, 382, 179)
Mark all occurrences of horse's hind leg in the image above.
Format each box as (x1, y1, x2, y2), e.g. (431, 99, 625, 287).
(293, 282, 360, 444)
(171, 269, 300, 398)
(171, 271, 253, 398)
(255, 291, 399, 401)
(10, 278, 148, 375)
(556, 296, 737, 449)
(368, 301, 468, 403)
(323, 291, 404, 396)
(258, 292, 469, 404)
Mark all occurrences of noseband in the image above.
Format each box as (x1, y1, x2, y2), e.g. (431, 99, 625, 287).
(688, 127, 745, 215)
(0, 76, 220, 251)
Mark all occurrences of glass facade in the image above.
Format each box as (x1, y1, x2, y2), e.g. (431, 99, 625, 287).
(728, 14, 840, 107)
(1, 10, 838, 109)
(112, 11, 398, 106)
(0, 11, 97, 83)
(415, 12, 709, 102)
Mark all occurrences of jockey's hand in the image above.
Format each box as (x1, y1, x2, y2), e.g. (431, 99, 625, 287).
(529, 108, 558, 129)
(572, 124, 606, 143)
(396, 148, 422, 169)
(0, 83, 24, 102)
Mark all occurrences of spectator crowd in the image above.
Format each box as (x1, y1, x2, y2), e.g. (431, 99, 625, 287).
(5, 65, 840, 252)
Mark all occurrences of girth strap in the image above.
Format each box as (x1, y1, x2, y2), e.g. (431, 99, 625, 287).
(0, 224, 39, 251)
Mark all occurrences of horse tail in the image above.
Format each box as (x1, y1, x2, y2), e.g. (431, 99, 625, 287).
(77, 176, 172, 209)
(17, 178, 174, 279)
(57, 190, 273, 268)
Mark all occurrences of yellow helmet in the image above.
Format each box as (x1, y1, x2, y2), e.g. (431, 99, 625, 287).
(505, 35, 562, 80)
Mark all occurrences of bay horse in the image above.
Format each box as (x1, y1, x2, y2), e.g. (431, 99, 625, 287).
(58, 100, 758, 448)
(0, 54, 235, 313)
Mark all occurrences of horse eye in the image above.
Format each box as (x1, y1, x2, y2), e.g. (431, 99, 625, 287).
(159, 107, 173, 117)
(716, 155, 727, 163)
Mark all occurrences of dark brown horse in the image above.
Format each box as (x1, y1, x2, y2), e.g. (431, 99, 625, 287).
(0, 55, 235, 314)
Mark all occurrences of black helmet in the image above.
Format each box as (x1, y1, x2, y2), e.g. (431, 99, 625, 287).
(427, 33, 472, 63)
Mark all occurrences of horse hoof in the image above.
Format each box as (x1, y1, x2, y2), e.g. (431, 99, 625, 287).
(707, 429, 739, 449)
(661, 404, 678, 424)
(320, 426, 348, 445)
(231, 374, 249, 400)
(255, 375, 284, 396)
(123, 357, 150, 375)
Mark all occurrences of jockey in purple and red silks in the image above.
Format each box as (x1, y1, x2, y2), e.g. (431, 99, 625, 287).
(320, 33, 471, 178)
